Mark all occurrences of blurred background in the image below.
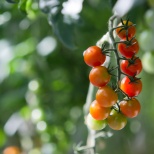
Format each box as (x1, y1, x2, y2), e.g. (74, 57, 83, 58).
(0, 0, 154, 153)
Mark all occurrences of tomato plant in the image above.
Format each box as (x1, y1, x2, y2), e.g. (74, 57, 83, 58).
(89, 66, 111, 87)
(90, 100, 111, 120)
(120, 76, 142, 97)
(120, 57, 142, 76)
(107, 110, 127, 130)
(96, 85, 118, 107)
(86, 113, 107, 131)
(83, 46, 106, 67)
(120, 98, 141, 118)
(118, 38, 139, 58)
(116, 20, 136, 39)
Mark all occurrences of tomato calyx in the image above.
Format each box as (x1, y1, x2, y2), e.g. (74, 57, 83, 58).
(101, 42, 116, 56)
(116, 19, 136, 39)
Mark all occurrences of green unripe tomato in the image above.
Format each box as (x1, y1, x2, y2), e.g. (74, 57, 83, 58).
(144, 9, 154, 29)
(138, 30, 154, 51)
(142, 51, 154, 74)
(86, 113, 107, 130)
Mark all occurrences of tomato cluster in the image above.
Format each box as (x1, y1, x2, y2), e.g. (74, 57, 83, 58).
(83, 19, 142, 131)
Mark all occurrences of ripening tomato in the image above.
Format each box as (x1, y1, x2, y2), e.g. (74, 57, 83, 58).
(107, 109, 127, 130)
(89, 66, 111, 87)
(86, 113, 107, 130)
(120, 57, 142, 76)
(118, 38, 139, 58)
(120, 76, 142, 97)
(90, 100, 111, 120)
(83, 46, 106, 67)
(120, 98, 141, 118)
(116, 20, 136, 39)
(96, 85, 118, 107)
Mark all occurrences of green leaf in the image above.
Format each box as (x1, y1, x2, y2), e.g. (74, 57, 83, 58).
(49, 12, 77, 49)
(39, 0, 77, 49)
(18, 0, 28, 14)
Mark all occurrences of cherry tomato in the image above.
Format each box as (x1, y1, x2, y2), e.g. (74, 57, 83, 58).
(120, 76, 142, 97)
(86, 113, 107, 130)
(120, 98, 141, 118)
(83, 46, 106, 67)
(90, 100, 111, 120)
(107, 109, 127, 130)
(96, 85, 118, 107)
(120, 57, 142, 76)
(89, 66, 111, 87)
(118, 38, 139, 58)
(116, 20, 136, 39)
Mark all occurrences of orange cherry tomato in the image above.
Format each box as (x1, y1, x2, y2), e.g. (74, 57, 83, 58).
(83, 46, 106, 67)
(120, 98, 141, 118)
(89, 66, 111, 87)
(107, 109, 127, 130)
(90, 100, 111, 120)
(96, 85, 118, 107)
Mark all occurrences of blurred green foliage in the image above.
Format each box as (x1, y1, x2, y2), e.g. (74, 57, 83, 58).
(0, 0, 154, 154)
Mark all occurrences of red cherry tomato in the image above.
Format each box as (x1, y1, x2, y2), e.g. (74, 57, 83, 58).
(83, 46, 106, 67)
(89, 66, 111, 87)
(90, 100, 111, 120)
(120, 76, 142, 97)
(118, 39, 139, 58)
(116, 20, 136, 39)
(96, 85, 118, 107)
(120, 57, 142, 76)
(107, 109, 127, 130)
(120, 98, 141, 118)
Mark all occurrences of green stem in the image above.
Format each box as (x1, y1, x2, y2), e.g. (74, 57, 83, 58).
(108, 15, 121, 82)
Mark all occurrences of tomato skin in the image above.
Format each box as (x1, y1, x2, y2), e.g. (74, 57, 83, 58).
(120, 76, 142, 97)
(90, 100, 111, 120)
(89, 66, 111, 87)
(120, 57, 142, 76)
(83, 46, 106, 67)
(107, 110, 127, 130)
(86, 113, 107, 130)
(120, 98, 141, 118)
(118, 39, 139, 58)
(96, 85, 118, 107)
(116, 20, 136, 39)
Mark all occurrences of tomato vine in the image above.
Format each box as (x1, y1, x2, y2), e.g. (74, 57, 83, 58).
(75, 13, 143, 154)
